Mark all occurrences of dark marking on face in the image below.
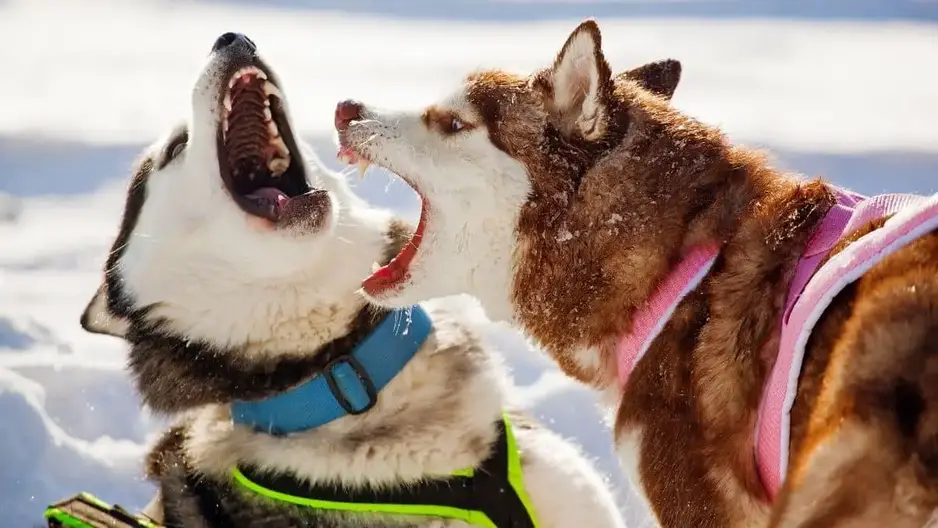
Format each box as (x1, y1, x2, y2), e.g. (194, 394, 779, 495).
(124, 303, 391, 413)
(106, 221, 413, 413)
(158, 125, 190, 170)
(103, 154, 156, 318)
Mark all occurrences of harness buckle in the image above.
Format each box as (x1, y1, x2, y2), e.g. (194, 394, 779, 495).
(323, 354, 379, 415)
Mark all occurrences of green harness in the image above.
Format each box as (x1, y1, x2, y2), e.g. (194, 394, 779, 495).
(44, 493, 160, 528)
(46, 307, 539, 527)
(45, 415, 539, 528)
(231, 414, 540, 527)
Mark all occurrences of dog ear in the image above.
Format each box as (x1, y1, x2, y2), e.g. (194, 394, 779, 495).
(546, 20, 613, 140)
(80, 284, 129, 338)
(616, 59, 683, 101)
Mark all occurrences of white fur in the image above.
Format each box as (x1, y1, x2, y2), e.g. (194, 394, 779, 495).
(85, 46, 624, 527)
(345, 92, 530, 323)
(616, 427, 657, 521)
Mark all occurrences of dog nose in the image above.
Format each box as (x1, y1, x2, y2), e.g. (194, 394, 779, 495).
(335, 100, 364, 131)
(211, 32, 256, 53)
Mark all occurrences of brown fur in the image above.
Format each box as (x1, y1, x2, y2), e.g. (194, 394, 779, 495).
(462, 19, 938, 527)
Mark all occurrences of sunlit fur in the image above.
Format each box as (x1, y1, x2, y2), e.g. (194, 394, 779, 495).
(341, 19, 938, 527)
(81, 38, 625, 527)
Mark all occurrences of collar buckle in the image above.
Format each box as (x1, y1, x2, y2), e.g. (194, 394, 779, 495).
(324, 353, 378, 415)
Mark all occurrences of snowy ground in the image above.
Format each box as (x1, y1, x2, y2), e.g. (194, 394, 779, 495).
(1, 0, 936, 526)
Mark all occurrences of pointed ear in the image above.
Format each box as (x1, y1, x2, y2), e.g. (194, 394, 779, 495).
(546, 20, 613, 140)
(80, 284, 129, 338)
(616, 59, 682, 101)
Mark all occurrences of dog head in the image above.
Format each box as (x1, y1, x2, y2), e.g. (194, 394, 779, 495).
(80, 32, 380, 350)
(336, 20, 681, 320)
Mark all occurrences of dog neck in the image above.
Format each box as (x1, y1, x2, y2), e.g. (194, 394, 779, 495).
(510, 114, 839, 388)
(614, 242, 721, 387)
(230, 305, 433, 435)
(124, 219, 416, 415)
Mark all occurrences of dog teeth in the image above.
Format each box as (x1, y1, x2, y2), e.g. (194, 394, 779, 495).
(270, 136, 288, 156)
(372, 261, 381, 273)
(228, 66, 267, 88)
(263, 81, 282, 99)
(220, 71, 291, 171)
(357, 160, 371, 179)
(266, 135, 291, 177)
(268, 157, 290, 177)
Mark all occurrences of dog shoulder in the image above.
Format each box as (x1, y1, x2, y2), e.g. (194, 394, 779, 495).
(777, 228, 938, 526)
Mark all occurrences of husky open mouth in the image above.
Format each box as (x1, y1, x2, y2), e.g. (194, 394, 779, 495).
(337, 146, 427, 297)
(217, 64, 313, 223)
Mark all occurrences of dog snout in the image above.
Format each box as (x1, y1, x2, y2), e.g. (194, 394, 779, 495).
(211, 32, 256, 54)
(335, 100, 365, 132)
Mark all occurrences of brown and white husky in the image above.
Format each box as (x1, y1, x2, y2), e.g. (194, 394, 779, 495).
(336, 20, 938, 528)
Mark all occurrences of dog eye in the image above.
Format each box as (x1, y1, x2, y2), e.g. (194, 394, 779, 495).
(161, 130, 189, 168)
(422, 107, 472, 135)
(448, 117, 466, 134)
(168, 136, 187, 160)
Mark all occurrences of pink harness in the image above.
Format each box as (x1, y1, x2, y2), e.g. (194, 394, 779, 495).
(616, 187, 938, 500)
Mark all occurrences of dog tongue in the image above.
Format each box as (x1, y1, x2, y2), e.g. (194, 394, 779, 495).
(246, 187, 288, 205)
(243, 187, 289, 221)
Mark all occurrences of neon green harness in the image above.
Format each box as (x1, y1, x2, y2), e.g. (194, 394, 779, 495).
(232, 414, 540, 527)
(44, 416, 538, 528)
(44, 492, 160, 528)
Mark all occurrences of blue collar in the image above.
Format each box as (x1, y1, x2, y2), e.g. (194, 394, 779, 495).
(231, 306, 432, 435)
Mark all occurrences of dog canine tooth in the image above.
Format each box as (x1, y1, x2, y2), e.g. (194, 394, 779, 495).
(263, 107, 272, 122)
(263, 81, 282, 99)
(223, 93, 232, 111)
(357, 160, 370, 179)
(372, 261, 381, 273)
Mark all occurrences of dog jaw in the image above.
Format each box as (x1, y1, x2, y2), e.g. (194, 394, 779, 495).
(80, 45, 396, 354)
(337, 27, 683, 327)
(337, 94, 531, 322)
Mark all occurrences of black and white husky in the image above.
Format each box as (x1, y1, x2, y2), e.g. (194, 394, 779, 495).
(78, 32, 624, 527)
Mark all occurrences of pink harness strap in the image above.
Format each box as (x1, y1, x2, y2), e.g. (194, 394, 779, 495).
(615, 185, 938, 501)
(756, 190, 938, 498)
(616, 243, 720, 387)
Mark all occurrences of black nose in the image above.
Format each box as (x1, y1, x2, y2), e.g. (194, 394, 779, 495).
(211, 32, 256, 53)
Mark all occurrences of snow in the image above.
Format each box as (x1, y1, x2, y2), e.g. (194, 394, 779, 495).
(1, 0, 936, 526)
